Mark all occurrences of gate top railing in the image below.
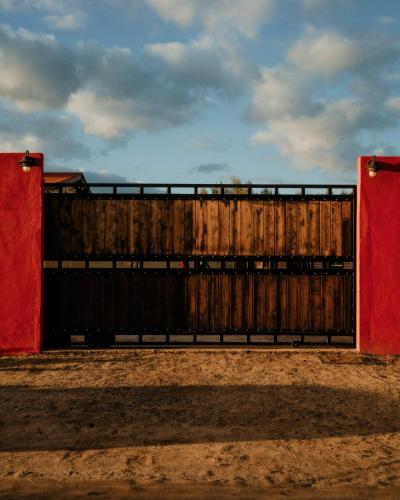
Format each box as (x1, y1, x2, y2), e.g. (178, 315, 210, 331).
(44, 182, 356, 197)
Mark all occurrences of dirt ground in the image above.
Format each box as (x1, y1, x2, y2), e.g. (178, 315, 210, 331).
(1, 349, 400, 499)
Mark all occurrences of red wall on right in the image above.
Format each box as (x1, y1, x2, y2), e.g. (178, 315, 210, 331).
(357, 156, 400, 354)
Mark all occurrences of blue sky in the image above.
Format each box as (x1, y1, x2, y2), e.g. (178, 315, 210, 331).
(0, 0, 399, 184)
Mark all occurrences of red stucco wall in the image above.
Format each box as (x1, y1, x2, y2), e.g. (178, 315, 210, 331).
(0, 153, 43, 355)
(357, 156, 400, 354)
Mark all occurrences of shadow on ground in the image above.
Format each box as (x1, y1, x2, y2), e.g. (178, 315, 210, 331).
(1, 384, 399, 452)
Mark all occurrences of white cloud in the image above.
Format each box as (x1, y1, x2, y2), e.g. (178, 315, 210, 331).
(42, 13, 86, 30)
(0, 25, 253, 141)
(250, 31, 400, 173)
(145, 0, 273, 37)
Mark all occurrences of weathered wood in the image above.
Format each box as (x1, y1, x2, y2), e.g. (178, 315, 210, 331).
(275, 201, 285, 255)
(320, 201, 331, 256)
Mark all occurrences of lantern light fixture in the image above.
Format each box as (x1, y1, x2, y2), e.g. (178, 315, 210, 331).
(367, 156, 379, 178)
(18, 150, 38, 173)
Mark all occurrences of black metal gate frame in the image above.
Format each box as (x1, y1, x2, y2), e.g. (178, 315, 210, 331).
(44, 182, 356, 348)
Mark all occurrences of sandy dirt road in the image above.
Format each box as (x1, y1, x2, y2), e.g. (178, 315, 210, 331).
(0, 349, 400, 498)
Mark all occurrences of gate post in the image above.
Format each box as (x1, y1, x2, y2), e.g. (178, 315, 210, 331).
(357, 156, 400, 354)
(0, 153, 43, 355)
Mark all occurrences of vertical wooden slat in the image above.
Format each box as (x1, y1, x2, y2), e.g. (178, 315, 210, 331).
(344, 275, 353, 332)
(254, 275, 264, 329)
(207, 200, 219, 256)
(197, 275, 208, 329)
(116, 200, 129, 255)
(287, 275, 298, 331)
(70, 199, 82, 256)
(138, 199, 150, 256)
(231, 275, 243, 329)
(230, 200, 240, 256)
(149, 200, 163, 255)
(320, 201, 331, 256)
(275, 201, 285, 255)
(251, 201, 264, 256)
(298, 275, 310, 330)
(286, 202, 298, 256)
(322, 275, 334, 331)
(240, 201, 252, 256)
(59, 197, 72, 256)
(341, 200, 352, 257)
(331, 201, 342, 256)
(266, 275, 278, 329)
(162, 199, 173, 255)
(185, 274, 197, 330)
(243, 275, 254, 329)
(184, 200, 194, 255)
(218, 200, 230, 256)
(308, 202, 320, 256)
(219, 274, 231, 330)
(128, 200, 140, 255)
(310, 276, 321, 331)
(94, 200, 106, 256)
(196, 199, 207, 255)
(297, 202, 308, 256)
(333, 275, 344, 330)
(264, 201, 275, 256)
(278, 276, 288, 330)
(104, 200, 117, 255)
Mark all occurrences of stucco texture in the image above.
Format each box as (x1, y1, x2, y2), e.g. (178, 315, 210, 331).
(357, 156, 400, 354)
(0, 153, 43, 354)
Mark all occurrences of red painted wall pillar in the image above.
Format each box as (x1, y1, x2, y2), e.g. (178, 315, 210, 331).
(0, 153, 43, 355)
(357, 156, 400, 354)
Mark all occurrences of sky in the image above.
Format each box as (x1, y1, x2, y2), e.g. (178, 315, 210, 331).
(0, 0, 399, 184)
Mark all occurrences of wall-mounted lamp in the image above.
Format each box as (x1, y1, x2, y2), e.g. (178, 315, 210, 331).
(18, 150, 38, 173)
(367, 156, 379, 178)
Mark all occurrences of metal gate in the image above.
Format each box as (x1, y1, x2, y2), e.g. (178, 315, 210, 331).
(43, 183, 356, 347)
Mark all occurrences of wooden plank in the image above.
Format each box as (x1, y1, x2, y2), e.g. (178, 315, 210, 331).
(254, 275, 264, 329)
(240, 201, 252, 255)
(116, 200, 129, 255)
(161, 199, 172, 256)
(344, 275, 353, 332)
(310, 276, 321, 331)
(287, 275, 298, 330)
(297, 202, 308, 256)
(185, 274, 197, 330)
(197, 275, 208, 329)
(104, 200, 117, 255)
(207, 275, 218, 329)
(333, 275, 344, 330)
(94, 200, 106, 256)
(298, 275, 310, 330)
(138, 199, 150, 256)
(264, 201, 275, 256)
(251, 201, 264, 255)
(128, 200, 140, 255)
(195, 199, 207, 255)
(286, 202, 298, 256)
(308, 202, 320, 256)
(243, 275, 254, 329)
(230, 200, 240, 256)
(207, 200, 219, 256)
(341, 200, 352, 257)
(70, 199, 83, 256)
(172, 200, 185, 255)
(274, 201, 285, 255)
(44, 197, 59, 257)
(218, 200, 230, 256)
(278, 276, 288, 330)
(149, 200, 163, 255)
(320, 201, 331, 256)
(231, 275, 243, 329)
(331, 201, 342, 256)
(59, 197, 72, 256)
(219, 274, 231, 330)
(184, 200, 195, 255)
(266, 275, 278, 330)
(322, 275, 334, 331)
